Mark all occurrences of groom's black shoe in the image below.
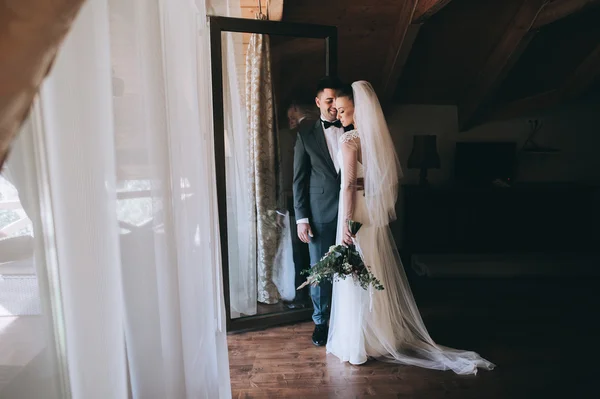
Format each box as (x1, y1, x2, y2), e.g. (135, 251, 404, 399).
(312, 324, 328, 346)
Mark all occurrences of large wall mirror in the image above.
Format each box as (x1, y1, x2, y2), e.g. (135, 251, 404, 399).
(209, 16, 338, 331)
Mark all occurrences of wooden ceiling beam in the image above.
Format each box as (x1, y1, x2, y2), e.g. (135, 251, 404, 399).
(488, 90, 559, 121)
(380, 0, 419, 103)
(412, 0, 453, 23)
(559, 43, 600, 101)
(458, 0, 550, 131)
(486, 42, 600, 121)
(531, 0, 600, 29)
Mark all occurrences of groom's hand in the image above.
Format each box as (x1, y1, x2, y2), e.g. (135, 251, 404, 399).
(297, 223, 313, 243)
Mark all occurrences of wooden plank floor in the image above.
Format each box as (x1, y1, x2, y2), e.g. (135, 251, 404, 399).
(228, 277, 599, 398)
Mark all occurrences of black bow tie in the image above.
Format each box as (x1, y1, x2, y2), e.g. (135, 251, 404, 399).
(322, 119, 342, 129)
(344, 124, 355, 132)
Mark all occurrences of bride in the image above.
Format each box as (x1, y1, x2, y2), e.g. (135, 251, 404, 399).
(325, 81, 495, 375)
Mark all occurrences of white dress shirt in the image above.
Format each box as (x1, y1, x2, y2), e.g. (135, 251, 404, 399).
(297, 118, 344, 225)
(323, 119, 344, 172)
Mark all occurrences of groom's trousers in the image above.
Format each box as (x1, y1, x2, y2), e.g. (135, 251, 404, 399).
(308, 218, 337, 325)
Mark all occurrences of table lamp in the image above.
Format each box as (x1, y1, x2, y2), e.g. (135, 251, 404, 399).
(407, 135, 440, 185)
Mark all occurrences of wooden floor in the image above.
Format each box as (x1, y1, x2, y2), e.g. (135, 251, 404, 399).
(228, 276, 599, 398)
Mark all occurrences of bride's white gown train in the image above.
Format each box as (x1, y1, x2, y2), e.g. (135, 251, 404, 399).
(326, 130, 494, 375)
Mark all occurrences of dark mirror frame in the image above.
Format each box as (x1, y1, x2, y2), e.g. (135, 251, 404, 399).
(208, 16, 338, 332)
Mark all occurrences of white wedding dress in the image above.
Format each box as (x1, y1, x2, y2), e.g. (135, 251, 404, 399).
(326, 129, 495, 375)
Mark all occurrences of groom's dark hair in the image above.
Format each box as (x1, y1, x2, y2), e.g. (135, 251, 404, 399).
(316, 76, 343, 96)
(335, 84, 354, 102)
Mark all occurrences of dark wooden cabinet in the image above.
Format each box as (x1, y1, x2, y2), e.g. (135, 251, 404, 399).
(402, 184, 597, 259)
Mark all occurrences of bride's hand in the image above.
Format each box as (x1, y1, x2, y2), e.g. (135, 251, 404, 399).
(343, 224, 353, 246)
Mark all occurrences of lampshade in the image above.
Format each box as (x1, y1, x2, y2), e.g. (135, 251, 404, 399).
(408, 135, 440, 169)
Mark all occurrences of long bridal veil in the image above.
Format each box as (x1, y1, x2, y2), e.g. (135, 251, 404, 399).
(351, 81, 494, 374)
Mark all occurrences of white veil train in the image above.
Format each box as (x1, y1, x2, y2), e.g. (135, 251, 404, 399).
(349, 81, 494, 374)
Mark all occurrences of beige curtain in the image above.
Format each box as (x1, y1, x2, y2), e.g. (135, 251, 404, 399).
(245, 15, 281, 304)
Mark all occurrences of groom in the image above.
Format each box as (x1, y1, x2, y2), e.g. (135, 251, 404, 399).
(293, 76, 345, 346)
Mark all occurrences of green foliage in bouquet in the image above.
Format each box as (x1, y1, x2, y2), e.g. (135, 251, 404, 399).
(297, 220, 384, 291)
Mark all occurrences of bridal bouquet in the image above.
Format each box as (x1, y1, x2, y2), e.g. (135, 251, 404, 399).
(297, 220, 384, 291)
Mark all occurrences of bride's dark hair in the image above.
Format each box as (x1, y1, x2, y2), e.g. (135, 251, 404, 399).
(335, 84, 354, 102)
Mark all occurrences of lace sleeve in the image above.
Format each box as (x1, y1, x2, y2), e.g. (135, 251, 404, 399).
(340, 136, 360, 222)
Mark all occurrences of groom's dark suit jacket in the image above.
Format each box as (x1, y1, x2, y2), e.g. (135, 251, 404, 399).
(293, 119, 341, 224)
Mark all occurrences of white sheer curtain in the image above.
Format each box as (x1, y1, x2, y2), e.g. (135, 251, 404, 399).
(40, 1, 129, 395)
(108, 0, 232, 396)
(0, 113, 67, 399)
(1, 0, 232, 397)
(110, 0, 230, 396)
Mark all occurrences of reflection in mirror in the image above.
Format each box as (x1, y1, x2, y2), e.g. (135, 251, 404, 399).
(221, 30, 325, 319)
